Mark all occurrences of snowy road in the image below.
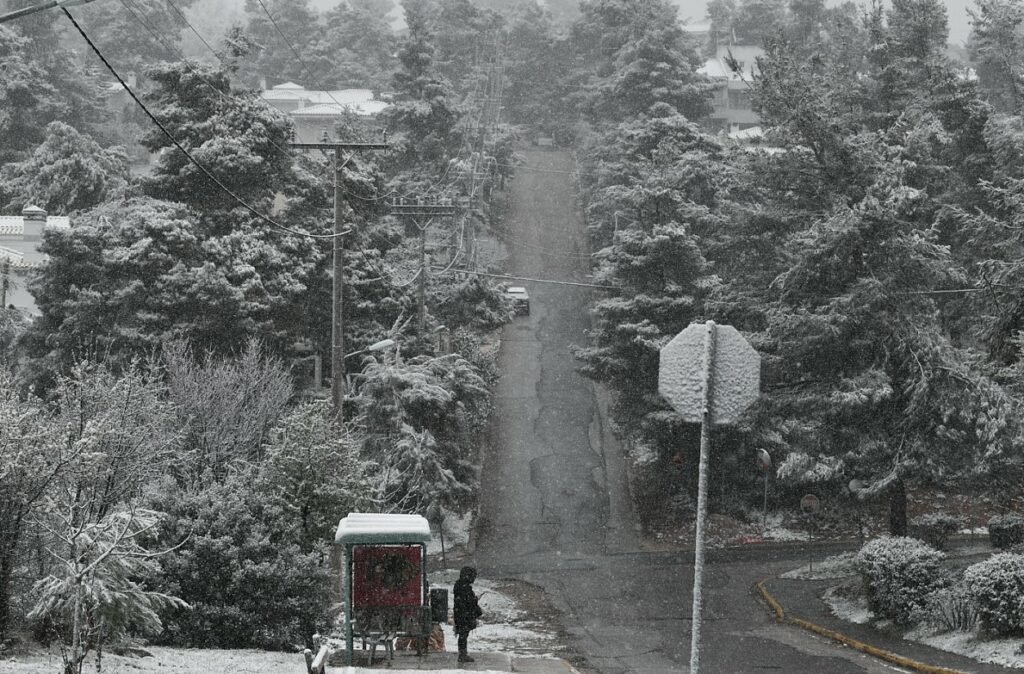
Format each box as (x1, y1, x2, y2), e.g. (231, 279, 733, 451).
(473, 149, 909, 674)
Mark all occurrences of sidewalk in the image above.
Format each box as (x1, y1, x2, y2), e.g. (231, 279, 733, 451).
(764, 576, 1020, 674)
(328, 649, 581, 673)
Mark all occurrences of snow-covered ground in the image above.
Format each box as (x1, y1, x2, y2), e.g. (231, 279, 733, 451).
(906, 628, 1024, 669)
(0, 646, 303, 674)
(2, 567, 563, 674)
(822, 584, 872, 624)
(782, 552, 858, 580)
(821, 579, 1024, 668)
(428, 569, 560, 656)
(744, 512, 810, 542)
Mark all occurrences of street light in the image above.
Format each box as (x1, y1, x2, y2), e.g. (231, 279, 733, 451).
(756, 449, 771, 532)
(344, 338, 398, 361)
(0, 0, 97, 24)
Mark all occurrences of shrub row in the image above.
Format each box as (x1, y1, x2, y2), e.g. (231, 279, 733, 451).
(855, 536, 1024, 637)
(989, 515, 1024, 550)
(909, 512, 961, 551)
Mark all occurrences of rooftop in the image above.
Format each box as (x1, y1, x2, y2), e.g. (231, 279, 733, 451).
(335, 512, 432, 545)
(0, 214, 71, 236)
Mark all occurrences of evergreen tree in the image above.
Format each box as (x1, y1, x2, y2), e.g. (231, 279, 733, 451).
(0, 26, 69, 164)
(969, 0, 1024, 113)
(382, 0, 464, 168)
(0, 122, 130, 215)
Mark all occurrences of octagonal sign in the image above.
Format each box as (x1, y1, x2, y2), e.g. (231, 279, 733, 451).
(658, 322, 760, 425)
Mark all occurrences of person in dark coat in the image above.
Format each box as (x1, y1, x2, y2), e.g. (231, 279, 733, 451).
(453, 566, 483, 662)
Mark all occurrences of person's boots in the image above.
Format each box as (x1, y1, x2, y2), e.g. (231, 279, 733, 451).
(458, 651, 475, 663)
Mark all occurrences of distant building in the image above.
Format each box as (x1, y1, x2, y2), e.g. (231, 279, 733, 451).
(0, 205, 71, 317)
(698, 43, 764, 134)
(261, 82, 389, 142)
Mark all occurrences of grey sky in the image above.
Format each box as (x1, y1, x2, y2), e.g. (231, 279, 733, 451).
(668, 0, 976, 46)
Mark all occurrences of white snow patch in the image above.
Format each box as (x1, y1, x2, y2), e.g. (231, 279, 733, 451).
(426, 508, 472, 555)
(428, 571, 559, 657)
(905, 628, 1024, 669)
(823, 585, 872, 624)
(760, 512, 810, 542)
(339, 663, 507, 667)
(782, 552, 858, 580)
(960, 527, 989, 536)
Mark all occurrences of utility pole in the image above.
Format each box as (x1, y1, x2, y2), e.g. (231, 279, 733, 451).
(290, 140, 387, 422)
(389, 198, 457, 335)
(0, 0, 96, 24)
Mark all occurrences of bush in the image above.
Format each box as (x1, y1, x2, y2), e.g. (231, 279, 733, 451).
(910, 512, 962, 551)
(146, 476, 332, 650)
(856, 536, 946, 624)
(963, 553, 1024, 636)
(988, 515, 1024, 550)
(924, 584, 977, 632)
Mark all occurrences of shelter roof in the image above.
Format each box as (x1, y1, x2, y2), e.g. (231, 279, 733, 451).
(335, 513, 431, 545)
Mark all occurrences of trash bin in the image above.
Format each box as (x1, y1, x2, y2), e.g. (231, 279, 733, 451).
(429, 588, 448, 624)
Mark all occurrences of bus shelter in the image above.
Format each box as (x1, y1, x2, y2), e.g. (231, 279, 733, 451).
(334, 513, 432, 665)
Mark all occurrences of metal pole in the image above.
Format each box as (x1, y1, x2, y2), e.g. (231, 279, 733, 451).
(345, 545, 354, 665)
(689, 321, 716, 674)
(763, 470, 769, 533)
(331, 151, 346, 421)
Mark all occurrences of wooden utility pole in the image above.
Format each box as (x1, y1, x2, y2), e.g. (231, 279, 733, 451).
(0, 258, 9, 307)
(388, 199, 457, 335)
(290, 140, 387, 421)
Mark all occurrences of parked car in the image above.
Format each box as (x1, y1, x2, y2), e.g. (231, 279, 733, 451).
(505, 286, 530, 316)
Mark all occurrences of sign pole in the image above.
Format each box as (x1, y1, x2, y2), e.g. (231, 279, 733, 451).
(689, 321, 716, 674)
(763, 469, 769, 533)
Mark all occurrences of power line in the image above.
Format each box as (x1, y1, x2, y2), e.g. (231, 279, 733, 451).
(430, 267, 616, 290)
(163, 0, 222, 64)
(252, 0, 365, 117)
(62, 7, 348, 241)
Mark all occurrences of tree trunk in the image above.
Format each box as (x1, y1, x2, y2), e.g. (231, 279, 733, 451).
(67, 579, 83, 674)
(0, 552, 13, 641)
(889, 477, 907, 536)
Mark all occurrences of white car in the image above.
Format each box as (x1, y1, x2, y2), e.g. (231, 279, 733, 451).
(505, 286, 530, 316)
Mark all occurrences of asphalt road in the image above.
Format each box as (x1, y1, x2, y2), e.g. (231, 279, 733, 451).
(473, 149, 908, 674)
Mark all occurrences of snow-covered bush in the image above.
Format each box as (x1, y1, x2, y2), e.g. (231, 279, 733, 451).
(924, 584, 977, 632)
(963, 553, 1024, 636)
(910, 512, 962, 551)
(856, 536, 946, 624)
(988, 515, 1024, 550)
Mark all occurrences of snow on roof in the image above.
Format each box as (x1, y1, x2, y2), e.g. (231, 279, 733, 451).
(698, 58, 729, 79)
(261, 86, 388, 115)
(0, 215, 71, 236)
(335, 513, 431, 545)
(262, 88, 306, 101)
(0, 246, 24, 265)
(291, 101, 389, 117)
(728, 126, 764, 140)
(305, 88, 375, 105)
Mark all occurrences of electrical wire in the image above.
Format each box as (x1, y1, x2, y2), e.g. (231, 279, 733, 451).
(117, 0, 292, 163)
(155, 0, 485, 206)
(429, 267, 616, 290)
(163, 0, 222, 64)
(63, 7, 350, 240)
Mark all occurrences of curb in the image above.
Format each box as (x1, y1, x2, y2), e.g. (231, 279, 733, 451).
(755, 578, 970, 674)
